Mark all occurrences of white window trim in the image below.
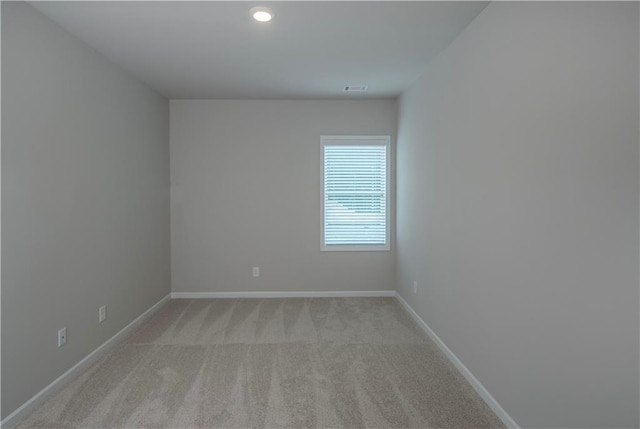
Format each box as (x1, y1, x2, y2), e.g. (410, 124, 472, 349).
(320, 135, 391, 252)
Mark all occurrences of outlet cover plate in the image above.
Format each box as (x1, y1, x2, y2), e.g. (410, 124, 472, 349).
(58, 327, 67, 347)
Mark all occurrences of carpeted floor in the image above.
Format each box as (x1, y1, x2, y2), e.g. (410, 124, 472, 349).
(17, 297, 505, 428)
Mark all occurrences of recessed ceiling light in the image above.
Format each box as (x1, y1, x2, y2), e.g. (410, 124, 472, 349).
(250, 6, 274, 22)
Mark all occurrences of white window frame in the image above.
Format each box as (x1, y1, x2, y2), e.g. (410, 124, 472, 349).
(321, 135, 391, 252)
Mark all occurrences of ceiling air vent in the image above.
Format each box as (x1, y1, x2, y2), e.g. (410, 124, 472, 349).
(344, 85, 368, 93)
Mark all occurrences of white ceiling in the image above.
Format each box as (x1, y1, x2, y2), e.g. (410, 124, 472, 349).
(31, 1, 488, 99)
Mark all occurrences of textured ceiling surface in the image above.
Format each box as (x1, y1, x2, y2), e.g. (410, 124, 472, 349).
(32, 2, 488, 99)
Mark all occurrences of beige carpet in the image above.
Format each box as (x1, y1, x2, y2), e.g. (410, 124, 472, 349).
(17, 297, 504, 428)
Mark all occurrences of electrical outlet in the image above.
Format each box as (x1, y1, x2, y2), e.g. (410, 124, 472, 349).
(99, 305, 107, 323)
(58, 327, 67, 347)
(252, 267, 260, 277)
(413, 281, 418, 294)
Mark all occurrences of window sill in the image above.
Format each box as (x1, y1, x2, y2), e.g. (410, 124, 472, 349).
(321, 245, 391, 252)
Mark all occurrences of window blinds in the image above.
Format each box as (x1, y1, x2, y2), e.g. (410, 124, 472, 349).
(323, 143, 388, 247)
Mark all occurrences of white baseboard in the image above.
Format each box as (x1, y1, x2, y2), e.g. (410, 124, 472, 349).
(171, 290, 396, 299)
(394, 292, 520, 429)
(1, 293, 171, 429)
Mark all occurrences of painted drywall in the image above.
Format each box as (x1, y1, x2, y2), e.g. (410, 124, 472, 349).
(2, 2, 170, 418)
(171, 99, 396, 293)
(396, 2, 639, 428)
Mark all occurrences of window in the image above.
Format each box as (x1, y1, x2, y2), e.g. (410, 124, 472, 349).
(321, 136, 390, 251)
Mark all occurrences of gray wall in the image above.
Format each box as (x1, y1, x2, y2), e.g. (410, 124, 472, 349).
(2, 2, 170, 418)
(396, 2, 639, 428)
(171, 99, 396, 293)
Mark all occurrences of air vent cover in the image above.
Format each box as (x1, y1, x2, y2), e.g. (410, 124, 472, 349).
(343, 85, 368, 92)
